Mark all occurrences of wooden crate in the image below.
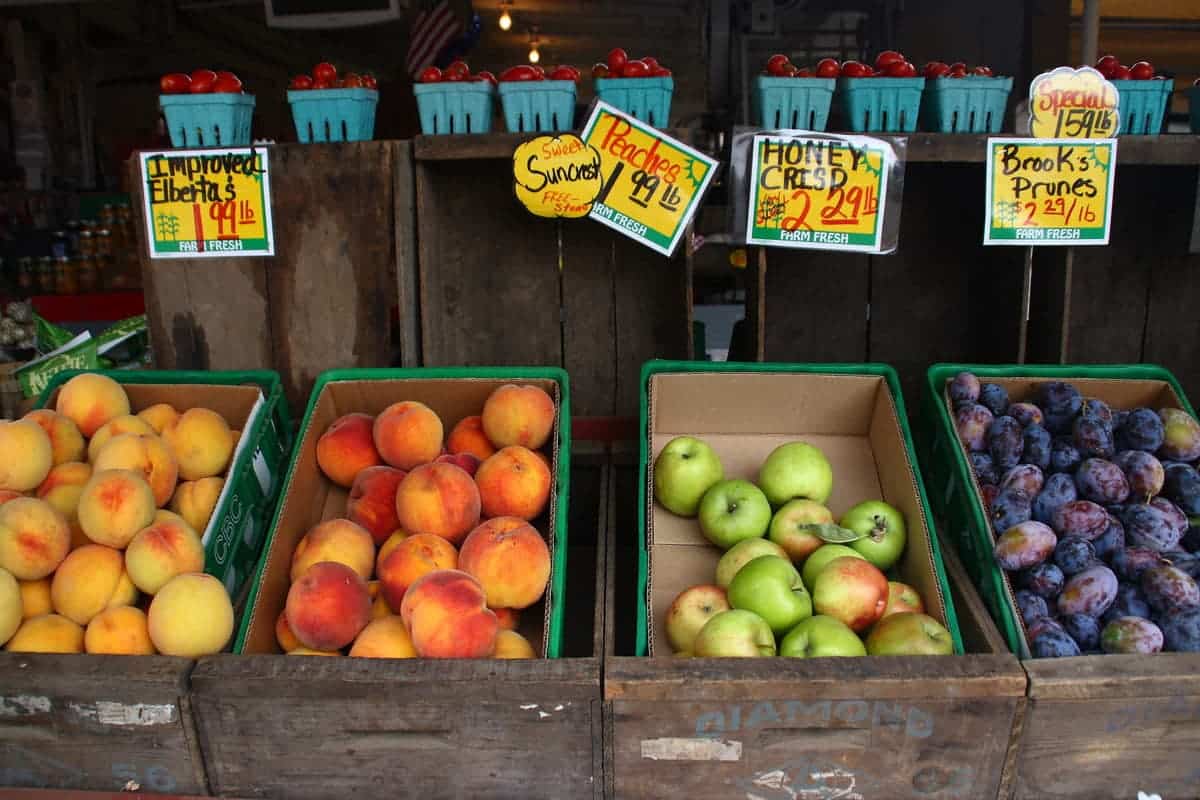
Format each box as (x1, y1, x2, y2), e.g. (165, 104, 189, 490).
(0, 655, 207, 794)
(188, 447, 609, 800)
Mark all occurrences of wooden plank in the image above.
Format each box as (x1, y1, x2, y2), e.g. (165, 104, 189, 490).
(394, 139, 421, 367)
(759, 248, 869, 363)
(560, 220, 617, 417)
(414, 129, 697, 162)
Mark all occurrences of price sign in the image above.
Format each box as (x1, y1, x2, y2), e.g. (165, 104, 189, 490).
(139, 148, 275, 259)
(580, 101, 717, 257)
(744, 133, 895, 253)
(1029, 66, 1121, 139)
(512, 134, 603, 218)
(984, 138, 1116, 245)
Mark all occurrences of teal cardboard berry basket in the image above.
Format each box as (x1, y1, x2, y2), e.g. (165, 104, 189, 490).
(160, 94, 255, 148)
(288, 87, 379, 143)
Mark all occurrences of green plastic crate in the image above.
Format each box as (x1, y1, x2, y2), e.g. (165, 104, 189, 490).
(637, 360, 963, 657)
(234, 366, 571, 657)
(36, 369, 293, 601)
(920, 363, 1197, 658)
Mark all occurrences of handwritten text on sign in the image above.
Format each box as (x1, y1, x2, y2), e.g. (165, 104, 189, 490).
(513, 135, 602, 218)
(745, 134, 893, 253)
(580, 101, 717, 257)
(1029, 66, 1120, 139)
(139, 148, 275, 259)
(984, 138, 1116, 245)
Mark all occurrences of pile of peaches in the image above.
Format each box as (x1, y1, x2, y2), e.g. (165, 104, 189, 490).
(277, 383, 557, 660)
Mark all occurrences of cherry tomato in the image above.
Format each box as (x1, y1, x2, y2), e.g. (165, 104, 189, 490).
(1129, 61, 1154, 80)
(840, 60, 869, 78)
(815, 58, 840, 78)
(312, 77, 334, 89)
(1095, 54, 1120, 76)
(441, 70, 465, 82)
(474, 71, 497, 87)
(606, 48, 628, 73)
(651, 66, 673, 78)
(780, 64, 798, 77)
(313, 62, 338, 83)
(216, 71, 238, 82)
(948, 61, 966, 73)
(874, 50, 905, 70)
(289, 74, 314, 90)
(882, 61, 911, 77)
(1112, 64, 1132, 80)
(362, 74, 378, 89)
(213, 74, 243, 93)
(549, 65, 581, 82)
(766, 54, 791, 76)
(418, 66, 443, 83)
(622, 59, 651, 78)
(159, 73, 191, 94)
(923, 61, 951, 78)
(189, 69, 217, 93)
(592, 62, 610, 79)
(499, 65, 538, 82)
(972, 65, 994, 77)
(444, 61, 470, 80)
(642, 57, 660, 70)
(794, 66, 812, 78)
(341, 76, 365, 88)
(532, 64, 546, 77)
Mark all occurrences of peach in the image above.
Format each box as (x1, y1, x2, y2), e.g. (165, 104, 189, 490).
(0, 490, 23, 505)
(125, 517, 205, 595)
(290, 518, 375, 582)
(346, 466, 406, 545)
(170, 477, 224, 534)
(0, 497, 71, 580)
(458, 517, 551, 610)
(494, 629, 536, 659)
(147, 573, 234, 656)
(109, 570, 139, 609)
(23, 409, 85, 465)
(276, 609, 301, 652)
(288, 647, 340, 656)
(349, 616, 417, 658)
(475, 446, 551, 521)
(447, 415, 497, 461)
(316, 413, 381, 488)
(377, 533, 458, 611)
(0, 420, 52, 492)
(55, 373, 130, 438)
(376, 530, 408, 572)
(394, 462, 481, 545)
(5, 613, 83, 653)
(373, 401, 444, 471)
(494, 607, 520, 631)
(0, 568, 20, 645)
(286, 561, 371, 652)
(51, 544, 126, 625)
(368, 581, 392, 618)
(77, 469, 157, 549)
(19, 578, 52, 619)
(436, 452, 480, 477)
(481, 384, 555, 450)
(162, 407, 234, 481)
(94, 434, 179, 507)
(85, 606, 155, 655)
(137, 403, 180, 435)
(37, 462, 92, 526)
(400, 569, 498, 658)
(87, 414, 155, 462)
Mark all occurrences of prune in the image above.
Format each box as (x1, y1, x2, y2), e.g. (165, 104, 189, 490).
(1160, 608, 1200, 652)
(991, 488, 1032, 534)
(1032, 473, 1077, 525)
(1008, 402, 1044, 428)
(1001, 464, 1045, 497)
(1113, 450, 1165, 501)
(1073, 416, 1115, 459)
(1074, 458, 1130, 505)
(1032, 628, 1082, 658)
(1163, 463, 1200, 515)
(1116, 408, 1165, 453)
(1037, 381, 1083, 421)
(1111, 546, 1167, 582)
(1102, 583, 1153, 624)
(1092, 515, 1126, 560)
(1018, 562, 1066, 599)
(1101, 616, 1163, 654)
(955, 404, 994, 452)
(1080, 398, 1114, 428)
(1141, 564, 1200, 612)
(1015, 589, 1050, 626)
(949, 372, 981, 408)
(1060, 613, 1101, 650)
(1165, 551, 1200, 580)
(1022, 424, 1052, 470)
(978, 383, 1009, 417)
(1053, 536, 1098, 576)
(1150, 497, 1188, 539)
(1158, 408, 1200, 462)
(1050, 438, 1083, 474)
(989, 416, 1024, 471)
(970, 452, 998, 485)
(1058, 564, 1118, 616)
(1120, 503, 1183, 552)
(980, 484, 1000, 509)
(994, 521, 1057, 571)
(1052, 500, 1109, 540)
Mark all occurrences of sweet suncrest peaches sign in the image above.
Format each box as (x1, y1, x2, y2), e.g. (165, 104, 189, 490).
(512, 135, 603, 218)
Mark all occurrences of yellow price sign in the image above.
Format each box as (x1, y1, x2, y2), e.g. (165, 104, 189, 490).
(984, 138, 1116, 245)
(1029, 66, 1120, 139)
(580, 102, 717, 257)
(139, 148, 274, 259)
(513, 135, 602, 219)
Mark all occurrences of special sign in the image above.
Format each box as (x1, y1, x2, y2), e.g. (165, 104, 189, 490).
(984, 138, 1116, 245)
(745, 134, 894, 253)
(1029, 66, 1121, 139)
(139, 148, 275, 259)
(513, 135, 602, 218)
(580, 101, 717, 257)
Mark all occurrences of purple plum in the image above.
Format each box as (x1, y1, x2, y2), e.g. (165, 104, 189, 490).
(1057, 564, 1118, 617)
(1074, 458, 1130, 505)
(955, 404, 994, 452)
(995, 521, 1057, 571)
(949, 372, 981, 408)
(1101, 616, 1163, 654)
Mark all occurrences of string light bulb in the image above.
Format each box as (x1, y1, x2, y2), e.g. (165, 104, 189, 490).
(498, 1, 513, 30)
(528, 28, 540, 63)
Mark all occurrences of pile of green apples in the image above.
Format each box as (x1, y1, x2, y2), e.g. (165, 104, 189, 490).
(654, 436, 953, 658)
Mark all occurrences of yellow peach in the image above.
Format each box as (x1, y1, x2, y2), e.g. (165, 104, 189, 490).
(55, 373, 130, 438)
(162, 408, 234, 481)
(5, 613, 83, 653)
(125, 516, 205, 595)
(349, 616, 417, 658)
(77, 469, 157, 549)
(0, 497, 71, 580)
(37, 462, 92, 527)
(147, 573, 234, 657)
(372, 401, 444, 471)
(137, 403, 180, 435)
(87, 414, 155, 462)
(18, 577, 52, 619)
(289, 518, 375, 582)
(0, 420, 53, 492)
(23, 409, 85, 465)
(51, 544, 126, 625)
(493, 629, 537, 659)
(85, 606, 155, 655)
(481, 384, 555, 450)
(0, 568, 20, 646)
(94, 434, 178, 507)
(169, 477, 224, 535)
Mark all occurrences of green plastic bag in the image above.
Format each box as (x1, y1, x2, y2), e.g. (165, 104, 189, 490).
(16, 333, 100, 398)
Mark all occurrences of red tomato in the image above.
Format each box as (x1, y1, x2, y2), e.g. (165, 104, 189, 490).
(972, 65, 994, 77)
(216, 71, 238, 82)
(341, 76, 365, 88)
(474, 71, 498, 87)
(840, 60, 869, 78)
(1095, 54, 1120, 75)
(651, 66, 673, 78)
(592, 62, 610, 79)
(1129, 61, 1154, 80)
(948, 61, 966, 73)
(312, 77, 334, 89)
(874, 50, 905, 70)
(1112, 65, 1132, 80)
(313, 62, 337, 83)
(790, 66, 809, 78)
(418, 66, 443, 83)
(883, 61, 915, 77)
(159, 73, 191, 94)
(289, 74, 314, 90)
(548, 65, 578, 81)
(606, 48, 628, 73)
(766, 54, 791, 76)
(815, 58, 840, 78)
(923, 61, 950, 78)
(362, 75, 378, 89)
(622, 59, 651, 78)
(444, 61, 470, 80)
(532, 64, 546, 77)
(441, 70, 465, 82)
(642, 57, 659, 70)
(499, 65, 538, 82)
(213, 74, 243, 93)
(189, 69, 217, 93)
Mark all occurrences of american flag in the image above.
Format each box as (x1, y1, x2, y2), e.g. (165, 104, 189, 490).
(406, 1, 463, 79)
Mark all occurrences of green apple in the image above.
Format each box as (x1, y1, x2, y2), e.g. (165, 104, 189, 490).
(779, 615, 866, 658)
(697, 479, 772, 549)
(865, 612, 954, 656)
(768, 499, 834, 564)
(664, 584, 730, 653)
(841, 500, 907, 571)
(715, 538, 789, 588)
(653, 436, 724, 517)
(727, 555, 812, 635)
(811, 556, 889, 633)
(757, 442, 833, 507)
(693, 609, 776, 657)
(800, 544, 865, 591)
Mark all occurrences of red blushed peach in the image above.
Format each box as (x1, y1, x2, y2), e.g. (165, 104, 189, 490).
(494, 607, 520, 630)
(124, 516, 205, 595)
(458, 517, 551, 610)
(377, 533, 458, 611)
(346, 466, 406, 546)
(376, 530, 408, 573)
(475, 446, 551, 521)
(481, 384, 555, 450)
(77, 469, 157, 550)
(23, 410, 85, 466)
(93, 434, 179, 507)
(373, 401, 444, 471)
(0, 491, 23, 505)
(87, 415, 155, 462)
(137, 403, 179, 436)
(394, 463, 481, 545)
(55, 373, 130, 438)
(286, 561, 372, 652)
(290, 519, 375, 582)
(275, 609, 301, 652)
(37, 462, 91, 525)
(400, 569, 498, 658)
(316, 413, 381, 488)
(0, 498, 72, 580)
(436, 452, 480, 477)
(446, 416, 497, 462)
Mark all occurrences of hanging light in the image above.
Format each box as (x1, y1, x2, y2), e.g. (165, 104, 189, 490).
(498, 1, 513, 31)
(528, 28, 541, 63)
